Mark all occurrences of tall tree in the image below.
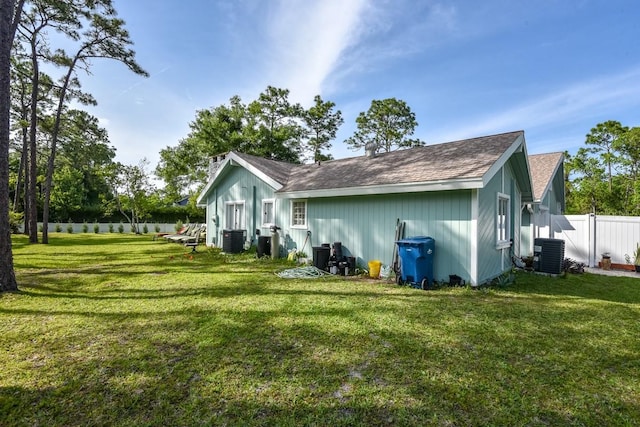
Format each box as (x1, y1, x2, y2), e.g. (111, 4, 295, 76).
(9, 54, 56, 229)
(157, 88, 306, 198)
(1, 0, 26, 291)
(585, 120, 627, 192)
(615, 127, 640, 213)
(48, 109, 115, 221)
(108, 159, 155, 234)
(156, 96, 246, 201)
(40, 6, 147, 243)
(566, 148, 608, 214)
(244, 86, 303, 162)
(345, 98, 423, 153)
(302, 95, 343, 162)
(566, 121, 640, 215)
(17, 0, 92, 242)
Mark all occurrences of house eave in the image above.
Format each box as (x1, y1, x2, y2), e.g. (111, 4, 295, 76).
(276, 177, 484, 199)
(196, 152, 283, 205)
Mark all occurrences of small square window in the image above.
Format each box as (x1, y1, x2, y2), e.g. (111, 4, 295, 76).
(291, 200, 307, 228)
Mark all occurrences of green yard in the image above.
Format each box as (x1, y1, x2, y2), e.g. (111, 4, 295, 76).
(1, 234, 639, 426)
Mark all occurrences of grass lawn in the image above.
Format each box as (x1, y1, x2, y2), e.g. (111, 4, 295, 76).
(2, 234, 640, 426)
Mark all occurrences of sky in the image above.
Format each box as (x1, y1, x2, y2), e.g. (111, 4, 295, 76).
(69, 0, 640, 170)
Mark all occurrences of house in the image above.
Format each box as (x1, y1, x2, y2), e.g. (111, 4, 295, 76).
(520, 152, 565, 255)
(197, 130, 534, 286)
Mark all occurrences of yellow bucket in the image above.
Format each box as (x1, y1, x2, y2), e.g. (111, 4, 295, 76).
(368, 260, 382, 278)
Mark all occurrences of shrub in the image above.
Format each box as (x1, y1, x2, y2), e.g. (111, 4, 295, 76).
(108, 223, 114, 233)
(154, 224, 160, 233)
(82, 221, 89, 233)
(9, 211, 23, 234)
(93, 222, 100, 234)
(143, 223, 148, 234)
(66, 222, 73, 234)
(175, 219, 184, 232)
(55, 223, 62, 233)
(118, 222, 124, 234)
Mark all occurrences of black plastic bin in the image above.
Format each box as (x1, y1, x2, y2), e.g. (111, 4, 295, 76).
(313, 246, 331, 271)
(257, 235, 271, 258)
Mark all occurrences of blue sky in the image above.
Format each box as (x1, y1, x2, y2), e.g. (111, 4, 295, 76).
(76, 0, 640, 169)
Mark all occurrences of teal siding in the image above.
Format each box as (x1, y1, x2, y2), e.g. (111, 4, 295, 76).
(206, 165, 277, 246)
(477, 171, 502, 283)
(202, 154, 530, 285)
(279, 191, 472, 283)
(477, 161, 522, 283)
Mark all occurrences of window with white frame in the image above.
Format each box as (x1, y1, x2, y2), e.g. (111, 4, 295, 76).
(262, 199, 275, 227)
(225, 201, 245, 229)
(291, 200, 307, 228)
(496, 193, 511, 247)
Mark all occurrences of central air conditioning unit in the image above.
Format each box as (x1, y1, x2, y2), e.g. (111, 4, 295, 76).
(533, 238, 565, 274)
(222, 229, 246, 254)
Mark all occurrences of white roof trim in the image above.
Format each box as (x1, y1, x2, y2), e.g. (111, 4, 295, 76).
(276, 177, 484, 199)
(481, 132, 527, 187)
(196, 152, 283, 206)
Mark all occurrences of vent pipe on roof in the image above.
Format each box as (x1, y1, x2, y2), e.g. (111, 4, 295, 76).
(365, 142, 377, 158)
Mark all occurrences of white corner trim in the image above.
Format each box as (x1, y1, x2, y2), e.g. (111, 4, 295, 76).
(482, 133, 524, 187)
(470, 189, 478, 287)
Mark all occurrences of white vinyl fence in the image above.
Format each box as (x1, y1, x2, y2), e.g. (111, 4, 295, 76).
(31, 222, 178, 234)
(551, 214, 640, 267)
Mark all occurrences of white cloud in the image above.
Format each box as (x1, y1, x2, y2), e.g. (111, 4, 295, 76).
(432, 66, 640, 143)
(263, 0, 369, 104)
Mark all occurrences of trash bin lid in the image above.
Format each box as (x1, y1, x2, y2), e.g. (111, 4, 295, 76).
(396, 236, 434, 245)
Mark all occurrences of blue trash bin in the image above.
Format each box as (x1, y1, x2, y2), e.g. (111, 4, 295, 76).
(396, 236, 435, 289)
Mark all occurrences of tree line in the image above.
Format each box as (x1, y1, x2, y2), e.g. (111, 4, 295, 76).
(566, 121, 640, 215)
(155, 89, 422, 200)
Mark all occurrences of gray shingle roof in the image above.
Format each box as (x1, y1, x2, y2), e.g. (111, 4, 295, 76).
(528, 152, 564, 201)
(279, 131, 524, 192)
(233, 152, 297, 186)
(230, 131, 525, 194)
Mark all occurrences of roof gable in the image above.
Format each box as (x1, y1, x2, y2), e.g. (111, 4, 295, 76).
(528, 152, 564, 202)
(196, 152, 294, 205)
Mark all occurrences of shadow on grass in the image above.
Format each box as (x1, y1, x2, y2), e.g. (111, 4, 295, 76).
(5, 234, 640, 425)
(2, 291, 639, 426)
(509, 271, 640, 304)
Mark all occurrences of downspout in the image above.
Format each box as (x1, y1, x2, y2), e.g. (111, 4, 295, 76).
(252, 186, 257, 245)
(214, 188, 218, 247)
